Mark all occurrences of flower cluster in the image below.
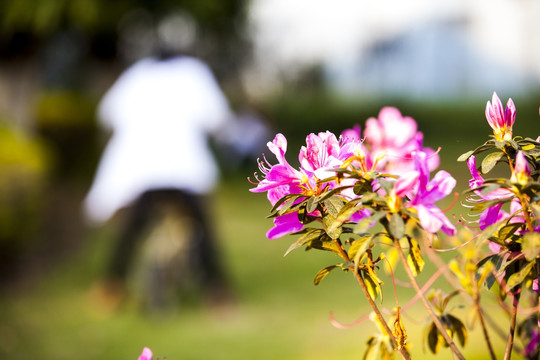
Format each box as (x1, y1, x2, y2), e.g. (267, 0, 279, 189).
(250, 107, 455, 239)
(250, 93, 540, 360)
(462, 93, 539, 252)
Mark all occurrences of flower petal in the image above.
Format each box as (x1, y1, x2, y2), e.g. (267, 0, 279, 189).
(266, 212, 304, 239)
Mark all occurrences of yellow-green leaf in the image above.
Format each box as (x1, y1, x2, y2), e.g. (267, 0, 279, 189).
(505, 260, 536, 292)
(392, 307, 407, 350)
(348, 235, 371, 261)
(407, 237, 424, 276)
(284, 228, 323, 256)
(522, 232, 540, 261)
(313, 265, 338, 285)
(362, 266, 383, 301)
(481, 151, 504, 174)
(323, 214, 342, 239)
(389, 212, 405, 239)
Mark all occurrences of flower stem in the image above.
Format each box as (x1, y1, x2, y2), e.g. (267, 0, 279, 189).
(503, 289, 521, 360)
(476, 299, 497, 360)
(423, 241, 514, 348)
(393, 237, 466, 360)
(331, 238, 411, 360)
(516, 193, 535, 233)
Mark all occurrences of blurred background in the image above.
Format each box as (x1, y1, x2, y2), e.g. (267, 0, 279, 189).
(0, 0, 539, 359)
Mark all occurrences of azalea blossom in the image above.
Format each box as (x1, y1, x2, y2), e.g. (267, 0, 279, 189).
(251, 132, 361, 239)
(299, 131, 346, 190)
(342, 107, 439, 175)
(392, 151, 457, 235)
(510, 150, 530, 186)
(250, 133, 303, 206)
(466, 155, 514, 230)
(485, 92, 516, 142)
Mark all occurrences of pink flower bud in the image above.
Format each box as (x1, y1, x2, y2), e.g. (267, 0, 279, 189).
(485, 92, 516, 141)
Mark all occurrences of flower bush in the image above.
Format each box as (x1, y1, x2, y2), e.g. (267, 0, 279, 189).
(250, 92, 540, 359)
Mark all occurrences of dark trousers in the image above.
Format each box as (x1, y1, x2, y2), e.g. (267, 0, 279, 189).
(107, 188, 227, 292)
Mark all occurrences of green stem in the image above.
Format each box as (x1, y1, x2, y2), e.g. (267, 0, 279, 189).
(331, 238, 412, 360)
(393, 238, 466, 360)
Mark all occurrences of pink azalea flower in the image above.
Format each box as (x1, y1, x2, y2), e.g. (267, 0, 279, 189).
(250, 133, 303, 205)
(299, 131, 345, 185)
(466, 155, 514, 231)
(364, 107, 418, 149)
(510, 150, 530, 185)
(252, 132, 363, 239)
(138, 347, 152, 360)
(395, 152, 457, 235)
(485, 92, 516, 142)
(344, 107, 439, 175)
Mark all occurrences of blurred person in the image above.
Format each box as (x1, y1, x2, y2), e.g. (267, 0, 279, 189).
(84, 11, 233, 309)
(214, 107, 273, 171)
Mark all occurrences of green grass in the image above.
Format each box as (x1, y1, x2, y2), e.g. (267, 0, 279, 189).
(0, 177, 524, 359)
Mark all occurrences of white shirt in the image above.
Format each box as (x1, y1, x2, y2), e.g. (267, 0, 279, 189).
(84, 56, 231, 224)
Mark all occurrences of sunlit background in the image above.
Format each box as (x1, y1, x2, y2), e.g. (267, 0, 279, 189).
(0, 0, 538, 359)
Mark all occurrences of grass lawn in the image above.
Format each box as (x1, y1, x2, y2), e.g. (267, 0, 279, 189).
(0, 176, 524, 359)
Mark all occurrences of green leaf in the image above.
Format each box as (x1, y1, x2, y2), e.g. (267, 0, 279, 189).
(457, 150, 474, 162)
(353, 179, 372, 195)
(474, 220, 504, 247)
(284, 228, 324, 256)
(481, 151, 504, 174)
(407, 237, 424, 276)
(530, 204, 540, 221)
(323, 196, 344, 217)
(305, 234, 342, 255)
(348, 235, 372, 261)
(522, 232, 540, 261)
(498, 222, 523, 240)
(335, 200, 363, 223)
(270, 193, 302, 214)
(449, 314, 468, 347)
(323, 214, 342, 239)
(313, 265, 339, 285)
(508, 139, 519, 150)
(458, 140, 497, 162)
(306, 196, 318, 213)
(389, 213, 405, 239)
(505, 260, 535, 292)
(426, 323, 441, 354)
(487, 254, 511, 289)
(354, 211, 386, 234)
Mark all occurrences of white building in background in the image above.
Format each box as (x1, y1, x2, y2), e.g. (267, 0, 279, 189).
(247, 0, 540, 99)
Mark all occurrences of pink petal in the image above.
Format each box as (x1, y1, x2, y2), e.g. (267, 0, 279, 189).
(266, 212, 304, 239)
(393, 171, 420, 197)
(138, 347, 153, 360)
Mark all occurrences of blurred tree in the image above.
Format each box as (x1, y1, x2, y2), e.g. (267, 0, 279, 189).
(0, 0, 251, 82)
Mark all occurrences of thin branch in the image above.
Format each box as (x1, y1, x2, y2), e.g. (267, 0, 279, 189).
(394, 237, 466, 360)
(331, 238, 412, 360)
(476, 299, 497, 360)
(503, 290, 521, 360)
(423, 238, 512, 347)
